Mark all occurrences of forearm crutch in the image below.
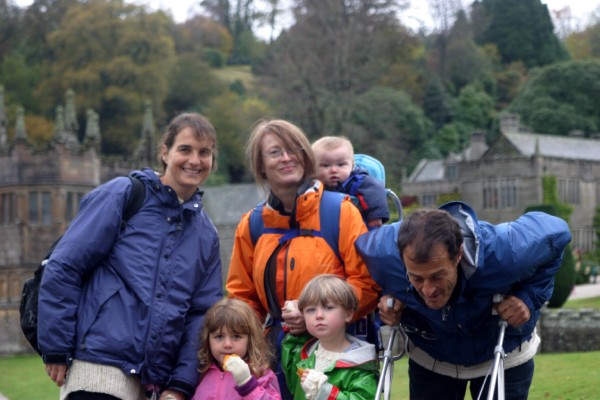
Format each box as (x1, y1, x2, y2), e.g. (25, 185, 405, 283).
(375, 298, 407, 400)
(477, 294, 507, 400)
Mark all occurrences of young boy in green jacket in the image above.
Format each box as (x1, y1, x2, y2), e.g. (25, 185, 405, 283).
(281, 275, 379, 399)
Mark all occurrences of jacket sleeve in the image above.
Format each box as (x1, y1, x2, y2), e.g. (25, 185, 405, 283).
(38, 180, 130, 364)
(315, 368, 379, 400)
(226, 212, 268, 321)
(356, 175, 390, 223)
(239, 369, 282, 400)
(481, 211, 571, 319)
(338, 200, 381, 320)
(167, 230, 223, 397)
(281, 333, 310, 397)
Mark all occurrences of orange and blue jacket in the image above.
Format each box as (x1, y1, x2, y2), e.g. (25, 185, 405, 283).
(226, 182, 380, 323)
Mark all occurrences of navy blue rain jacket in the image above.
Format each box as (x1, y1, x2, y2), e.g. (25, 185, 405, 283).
(355, 201, 571, 366)
(38, 168, 223, 396)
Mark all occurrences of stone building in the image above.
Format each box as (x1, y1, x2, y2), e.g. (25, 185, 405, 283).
(402, 114, 600, 252)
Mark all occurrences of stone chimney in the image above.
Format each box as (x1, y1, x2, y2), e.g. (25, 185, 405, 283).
(470, 130, 488, 160)
(500, 113, 520, 133)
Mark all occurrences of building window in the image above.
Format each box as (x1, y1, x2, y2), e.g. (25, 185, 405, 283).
(421, 193, 437, 207)
(66, 192, 84, 221)
(558, 178, 580, 204)
(1, 193, 16, 225)
(483, 178, 517, 209)
(446, 164, 458, 180)
(29, 191, 53, 225)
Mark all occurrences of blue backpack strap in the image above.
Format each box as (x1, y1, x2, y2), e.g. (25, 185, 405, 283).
(319, 191, 343, 264)
(249, 201, 266, 246)
(248, 192, 344, 265)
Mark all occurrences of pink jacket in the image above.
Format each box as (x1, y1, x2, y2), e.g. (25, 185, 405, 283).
(192, 363, 281, 400)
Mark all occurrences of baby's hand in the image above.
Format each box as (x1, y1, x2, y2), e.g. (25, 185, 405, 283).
(223, 354, 251, 386)
(300, 369, 328, 399)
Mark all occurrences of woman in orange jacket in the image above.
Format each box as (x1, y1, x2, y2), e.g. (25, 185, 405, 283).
(226, 119, 379, 399)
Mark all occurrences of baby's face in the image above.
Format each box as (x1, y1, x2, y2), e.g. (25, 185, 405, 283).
(315, 146, 353, 187)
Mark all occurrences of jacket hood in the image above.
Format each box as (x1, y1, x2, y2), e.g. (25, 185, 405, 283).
(302, 335, 377, 369)
(438, 201, 481, 279)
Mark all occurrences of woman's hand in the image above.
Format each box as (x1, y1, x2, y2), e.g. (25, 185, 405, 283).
(45, 364, 67, 387)
(281, 300, 306, 335)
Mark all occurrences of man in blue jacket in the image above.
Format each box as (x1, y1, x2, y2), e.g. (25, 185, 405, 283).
(356, 201, 571, 400)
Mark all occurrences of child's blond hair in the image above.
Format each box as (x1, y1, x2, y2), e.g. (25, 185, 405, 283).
(312, 136, 354, 158)
(197, 298, 273, 376)
(297, 274, 358, 313)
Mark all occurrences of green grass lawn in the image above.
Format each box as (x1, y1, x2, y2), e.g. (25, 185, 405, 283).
(563, 295, 600, 310)
(1, 351, 599, 399)
(2, 296, 596, 399)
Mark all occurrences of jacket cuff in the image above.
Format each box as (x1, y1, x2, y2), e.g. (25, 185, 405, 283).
(42, 352, 72, 365)
(235, 376, 258, 397)
(166, 379, 195, 400)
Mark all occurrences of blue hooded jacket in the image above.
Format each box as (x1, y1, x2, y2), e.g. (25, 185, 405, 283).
(355, 201, 571, 366)
(38, 168, 223, 396)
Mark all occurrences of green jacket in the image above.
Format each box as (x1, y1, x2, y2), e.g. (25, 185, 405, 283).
(281, 333, 379, 400)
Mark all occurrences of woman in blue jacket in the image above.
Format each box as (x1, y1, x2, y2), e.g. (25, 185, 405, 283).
(356, 201, 571, 400)
(38, 113, 223, 400)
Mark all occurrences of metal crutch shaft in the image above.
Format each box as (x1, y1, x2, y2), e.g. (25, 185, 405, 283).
(487, 294, 508, 400)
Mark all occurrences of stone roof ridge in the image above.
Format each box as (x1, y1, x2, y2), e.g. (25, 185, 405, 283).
(504, 131, 600, 161)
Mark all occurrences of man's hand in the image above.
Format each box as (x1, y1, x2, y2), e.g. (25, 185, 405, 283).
(495, 295, 531, 327)
(282, 300, 306, 335)
(378, 295, 405, 326)
(45, 363, 67, 387)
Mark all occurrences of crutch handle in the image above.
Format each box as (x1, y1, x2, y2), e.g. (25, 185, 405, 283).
(386, 297, 395, 308)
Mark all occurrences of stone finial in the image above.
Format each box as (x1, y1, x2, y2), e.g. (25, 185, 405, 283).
(64, 89, 79, 134)
(141, 100, 155, 139)
(53, 105, 66, 141)
(53, 103, 80, 151)
(84, 108, 101, 148)
(15, 105, 28, 142)
(63, 89, 81, 150)
(134, 100, 156, 166)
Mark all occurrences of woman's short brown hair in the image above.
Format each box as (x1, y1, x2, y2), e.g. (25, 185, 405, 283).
(246, 119, 315, 191)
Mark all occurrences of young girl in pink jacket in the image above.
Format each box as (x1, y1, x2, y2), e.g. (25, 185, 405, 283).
(192, 298, 281, 400)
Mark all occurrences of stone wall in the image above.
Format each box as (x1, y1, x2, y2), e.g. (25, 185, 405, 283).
(538, 307, 600, 353)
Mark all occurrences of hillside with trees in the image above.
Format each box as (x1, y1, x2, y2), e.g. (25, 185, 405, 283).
(1, 0, 600, 187)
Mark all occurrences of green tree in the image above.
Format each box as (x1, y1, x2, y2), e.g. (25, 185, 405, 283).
(173, 15, 233, 64)
(475, 0, 569, 68)
(344, 86, 433, 187)
(259, 0, 407, 137)
(0, 50, 41, 113)
(36, 0, 176, 155)
(509, 59, 600, 136)
(203, 92, 271, 182)
(201, 0, 263, 64)
(163, 54, 226, 117)
(565, 20, 600, 59)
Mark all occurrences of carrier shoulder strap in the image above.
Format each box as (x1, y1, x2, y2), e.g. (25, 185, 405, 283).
(249, 191, 344, 264)
(121, 176, 146, 225)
